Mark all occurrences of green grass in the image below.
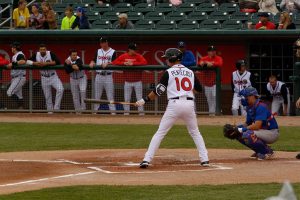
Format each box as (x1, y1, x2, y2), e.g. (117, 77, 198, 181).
(1, 184, 300, 200)
(0, 123, 299, 152)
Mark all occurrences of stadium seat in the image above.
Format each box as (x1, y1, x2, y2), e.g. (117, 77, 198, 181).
(0, 0, 13, 4)
(208, 11, 229, 22)
(187, 11, 208, 22)
(218, 3, 239, 13)
(155, 3, 175, 14)
(199, 19, 221, 29)
(113, 3, 133, 13)
(156, 19, 176, 29)
(144, 11, 165, 21)
(101, 11, 120, 21)
(127, 11, 144, 22)
(175, 3, 196, 13)
(61, 0, 81, 4)
(184, 0, 209, 5)
(92, 20, 112, 29)
(196, 3, 218, 13)
(134, 3, 155, 13)
(82, 0, 96, 6)
(86, 12, 101, 22)
(135, 19, 155, 29)
(177, 20, 198, 29)
(92, 4, 113, 13)
(222, 19, 244, 29)
(230, 11, 251, 22)
(165, 11, 187, 21)
(252, 12, 274, 22)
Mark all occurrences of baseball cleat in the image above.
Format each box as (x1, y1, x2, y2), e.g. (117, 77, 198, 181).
(201, 161, 210, 167)
(296, 153, 300, 159)
(250, 152, 257, 159)
(139, 161, 150, 168)
(257, 153, 266, 161)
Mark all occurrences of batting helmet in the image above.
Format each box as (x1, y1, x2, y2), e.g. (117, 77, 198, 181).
(239, 87, 259, 97)
(162, 48, 183, 63)
(236, 60, 246, 70)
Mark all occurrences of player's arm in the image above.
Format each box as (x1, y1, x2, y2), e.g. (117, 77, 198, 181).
(134, 54, 147, 65)
(16, 54, 26, 65)
(231, 74, 235, 93)
(26, 53, 39, 66)
(213, 56, 223, 67)
(111, 54, 125, 65)
(281, 84, 289, 116)
(64, 60, 73, 74)
(75, 58, 83, 70)
(49, 52, 61, 65)
(89, 51, 97, 68)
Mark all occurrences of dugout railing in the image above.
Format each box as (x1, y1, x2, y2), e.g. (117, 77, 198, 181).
(0, 65, 221, 115)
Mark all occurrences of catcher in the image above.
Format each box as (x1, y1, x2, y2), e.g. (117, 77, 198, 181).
(223, 87, 279, 160)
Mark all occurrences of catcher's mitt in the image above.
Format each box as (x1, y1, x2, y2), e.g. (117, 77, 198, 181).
(223, 124, 240, 140)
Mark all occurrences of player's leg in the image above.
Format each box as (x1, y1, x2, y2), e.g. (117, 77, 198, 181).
(254, 129, 279, 144)
(271, 99, 280, 115)
(52, 76, 64, 110)
(232, 93, 240, 116)
(70, 78, 81, 111)
(41, 77, 53, 110)
(204, 86, 211, 114)
(104, 75, 116, 112)
(287, 92, 290, 116)
(123, 82, 133, 114)
(134, 81, 144, 114)
(79, 76, 87, 110)
(211, 84, 216, 115)
(94, 75, 102, 111)
(7, 77, 26, 108)
(14, 77, 26, 108)
(181, 100, 209, 163)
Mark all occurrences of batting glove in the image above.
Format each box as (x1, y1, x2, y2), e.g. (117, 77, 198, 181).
(136, 99, 145, 107)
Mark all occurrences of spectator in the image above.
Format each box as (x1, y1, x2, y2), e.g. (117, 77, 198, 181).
(0, 54, 9, 66)
(258, 0, 279, 15)
(61, 6, 77, 30)
(29, 3, 43, 29)
(41, 1, 57, 29)
(115, 13, 134, 29)
(112, 43, 147, 115)
(12, 0, 30, 29)
(198, 45, 223, 116)
(239, 0, 259, 13)
(255, 12, 276, 29)
(177, 41, 196, 68)
(276, 11, 296, 29)
(280, 0, 300, 13)
(71, 7, 90, 29)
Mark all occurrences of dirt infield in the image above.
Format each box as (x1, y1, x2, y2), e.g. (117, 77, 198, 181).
(0, 114, 299, 195)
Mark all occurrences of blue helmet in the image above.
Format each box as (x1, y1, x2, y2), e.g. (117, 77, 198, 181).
(239, 87, 259, 97)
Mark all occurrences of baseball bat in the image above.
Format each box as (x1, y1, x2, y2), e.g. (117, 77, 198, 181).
(84, 98, 136, 106)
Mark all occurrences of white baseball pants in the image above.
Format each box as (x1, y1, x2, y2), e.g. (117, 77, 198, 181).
(94, 74, 116, 112)
(70, 76, 87, 111)
(7, 76, 26, 99)
(124, 81, 144, 114)
(271, 96, 290, 116)
(204, 85, 216, 115)
(143, 99, 209, 163)
(232, 93, 246, 116)
(41, 75, 64, 111)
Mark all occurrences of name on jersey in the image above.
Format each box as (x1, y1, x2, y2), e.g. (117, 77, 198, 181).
(171, 70, 192, 77)
(98, 56, 111, 60)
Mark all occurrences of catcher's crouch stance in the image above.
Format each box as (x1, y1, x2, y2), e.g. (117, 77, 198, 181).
(223, 87, 279, 160)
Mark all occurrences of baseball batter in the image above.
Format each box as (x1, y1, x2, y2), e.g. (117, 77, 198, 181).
(6, 42, 26, 109)
(89, 37, 116, 114)
(231, 60, 253, 116)
(266, 75, 290, 116)
(65, 49, 87, 112)
(27, 44, 63, 112)
(136, 48, 209, 168)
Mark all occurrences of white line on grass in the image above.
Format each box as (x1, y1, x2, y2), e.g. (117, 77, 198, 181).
(0, 159, 91, 165)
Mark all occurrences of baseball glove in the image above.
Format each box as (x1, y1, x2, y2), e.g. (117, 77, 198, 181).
(223, 124, 240, 140)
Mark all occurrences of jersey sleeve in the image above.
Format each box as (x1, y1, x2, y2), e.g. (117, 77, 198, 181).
(280, 84, 288, 104)
(29, 53, 37, 61)
(50, 52, 60, 65)
(112, 54, 125, 65)
(194, 75, 202, 92)
(76, 58, 83, 69)
(93, 51, 97, 62)
(111, 51, 117, 62)
(16, 54, 26, 61)
(153, 71, 169, 96)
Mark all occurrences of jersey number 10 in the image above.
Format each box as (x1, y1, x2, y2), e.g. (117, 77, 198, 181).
(175, 77, 192, 91)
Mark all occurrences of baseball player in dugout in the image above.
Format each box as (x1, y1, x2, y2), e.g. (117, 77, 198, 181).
(27, 44, 64, 113)
(6, 42, 26, 109)
(266, 75, 290, 116)
(231, 60, 254, 116)
(223, 87, 278, 160)
(177, 41, 196, 68)
(64, 49, 87, 112)
(89, 37, 117, 114)
(136, 48, 209, 169)
(198, 45, 223, 116)
(112, 42, 147, 115)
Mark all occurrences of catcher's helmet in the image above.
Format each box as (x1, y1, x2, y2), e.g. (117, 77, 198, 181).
(162, 48, 183, 63)
(236, 59, 246, 70)
(239, 87, 259, 97)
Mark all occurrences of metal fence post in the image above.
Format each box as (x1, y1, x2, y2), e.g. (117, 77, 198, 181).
(215, 67, 221, 115)
(154, 70, 158, 115)
(28, 69, 33, 112)
(290, 62, 300, 116)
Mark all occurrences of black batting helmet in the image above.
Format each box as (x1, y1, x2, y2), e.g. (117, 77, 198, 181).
(236, 59, 246, 70)
(162, 48, 183, 63)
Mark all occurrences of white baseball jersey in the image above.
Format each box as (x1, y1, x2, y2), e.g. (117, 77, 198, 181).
(66, 56, 85, 79)
(232, 70, 251, 93)
(267, 81, 288, 98)
(11, 51, 26, 77)
(95, 48, 115, 73)
(36, 51, 56, 76)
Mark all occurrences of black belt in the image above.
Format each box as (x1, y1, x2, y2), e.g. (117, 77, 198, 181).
(41, 73, 55, 77)
(72, 76, 84, 80)
(11, 75, 25, 79)
(169, 97, 194, 100)
(97, 72, 112, 76)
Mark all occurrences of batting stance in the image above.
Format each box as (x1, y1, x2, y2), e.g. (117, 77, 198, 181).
(231, 60, 253, 116)
(27, 44, 64, 112)
(6, 42, 26, 109)
(64, 49, 87, 111)
(266, 75, 290, 116)
(89, 37, 117, 114)
(136, 48, 209, 168)
(223, 87, 279, 160)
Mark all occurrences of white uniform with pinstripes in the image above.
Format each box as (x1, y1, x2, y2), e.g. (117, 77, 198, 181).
(94, 48, 116, 112)
(267, 81, 290, 115)
(36, 51, 64, 111)
(7, 51, 26, 99)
